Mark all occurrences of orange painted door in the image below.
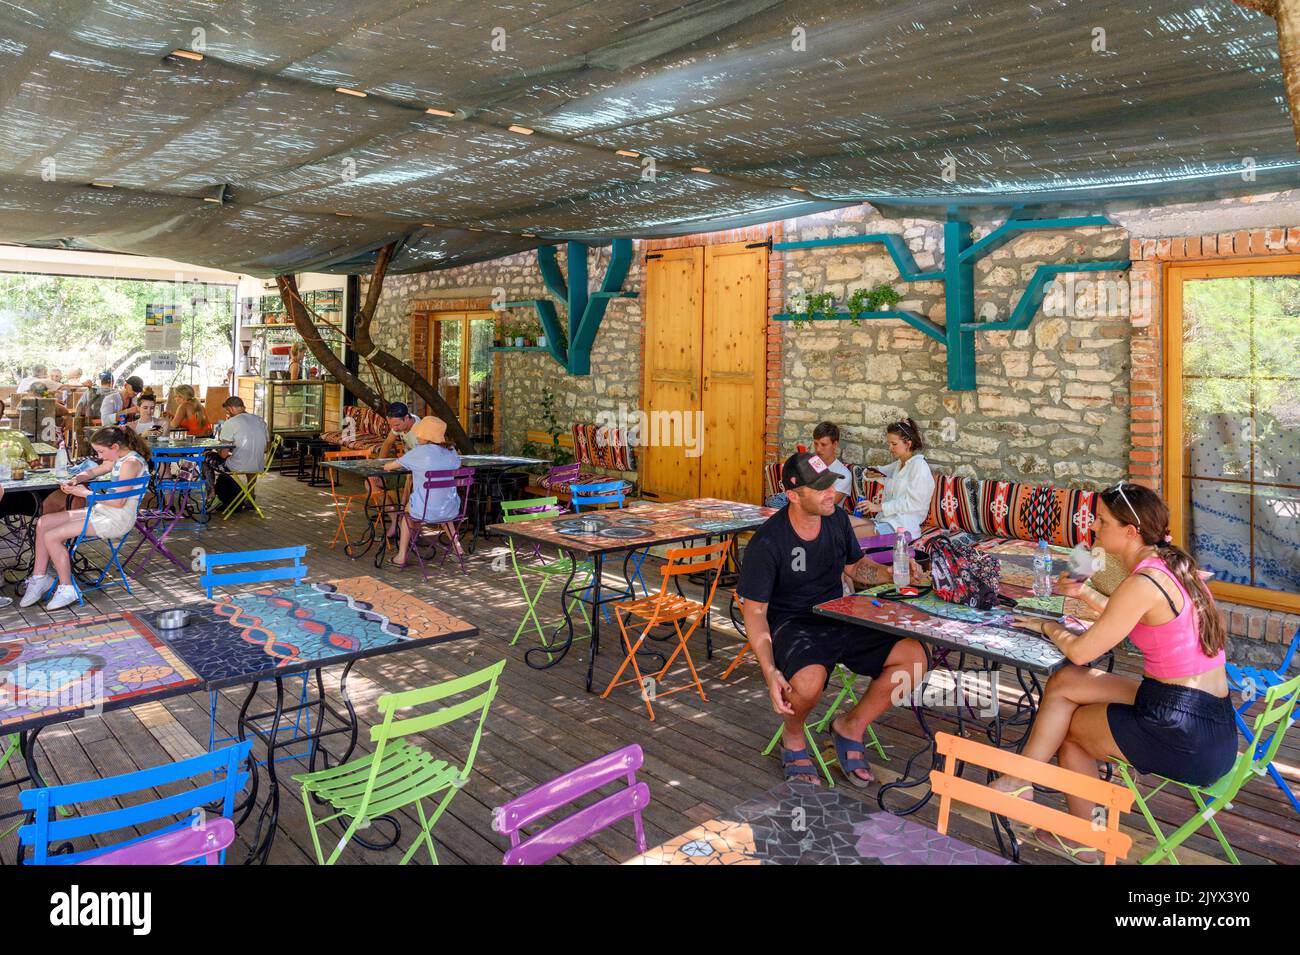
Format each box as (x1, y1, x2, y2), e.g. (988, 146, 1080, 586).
(701, 242, 768, 503)
(641, 247, 703, 501)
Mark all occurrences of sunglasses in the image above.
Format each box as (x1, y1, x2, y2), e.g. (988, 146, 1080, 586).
(1111, 481, 1141, 529)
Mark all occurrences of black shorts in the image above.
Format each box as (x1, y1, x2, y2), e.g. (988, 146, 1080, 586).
(1107, 678, 1237, 787)
(771, 613, 901, 688)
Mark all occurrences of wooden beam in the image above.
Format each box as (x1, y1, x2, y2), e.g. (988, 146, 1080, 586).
(1236, 0, 1300, 155)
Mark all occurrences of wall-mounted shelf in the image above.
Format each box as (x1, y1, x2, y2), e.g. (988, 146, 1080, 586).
(772, 309, 946, 343)
(489, 346, 551, 352)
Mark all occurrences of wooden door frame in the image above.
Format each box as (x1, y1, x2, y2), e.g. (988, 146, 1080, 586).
(1163, 255, 1300, 613)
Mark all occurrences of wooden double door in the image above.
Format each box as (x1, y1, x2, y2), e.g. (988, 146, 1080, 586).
(641, 241, 768, 503)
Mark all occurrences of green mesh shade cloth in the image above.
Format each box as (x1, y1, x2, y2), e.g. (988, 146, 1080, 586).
(0, 0, 1291, 274)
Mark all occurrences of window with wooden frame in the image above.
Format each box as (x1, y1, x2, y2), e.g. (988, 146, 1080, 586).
(1165, 257, 1300, 613)
(414, 309, 496, 451)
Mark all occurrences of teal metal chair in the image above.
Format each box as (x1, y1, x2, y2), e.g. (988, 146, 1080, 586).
(294, 658, 505, 865)
(500, 497, 593, 657)
(1115, 672, 1300, 864)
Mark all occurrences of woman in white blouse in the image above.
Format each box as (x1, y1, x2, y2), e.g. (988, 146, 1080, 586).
(856, 417, 935, 541)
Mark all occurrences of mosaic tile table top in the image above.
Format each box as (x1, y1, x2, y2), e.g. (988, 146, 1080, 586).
(324, 455, 543, 479)
(0, 613, 202, 735)
(146, 436, 233, 451)
(1, 470, 62, 492)
(626, 783, 1007, 865)
(153, 577, 477, 688)
(816, 592, 1071, 674)
(489, 497, 776, 555)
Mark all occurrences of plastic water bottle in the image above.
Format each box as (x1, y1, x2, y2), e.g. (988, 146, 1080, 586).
(1033, 540, 1053, 597)
(54, 438, 69, 477)
(892, 533, 911, 589)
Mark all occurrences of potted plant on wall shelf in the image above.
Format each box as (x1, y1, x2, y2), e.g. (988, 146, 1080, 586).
(846, 283, 902, 325)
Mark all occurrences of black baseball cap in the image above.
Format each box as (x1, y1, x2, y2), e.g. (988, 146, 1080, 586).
(125, 375, 144, 393)
(781, 451, 837, 492)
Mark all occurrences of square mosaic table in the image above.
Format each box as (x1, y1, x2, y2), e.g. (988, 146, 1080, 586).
(0, 612, 202, 735)
(488, 497, 776, 556)
(152, 576, 478, 688)
(626, 783, 1007, 865)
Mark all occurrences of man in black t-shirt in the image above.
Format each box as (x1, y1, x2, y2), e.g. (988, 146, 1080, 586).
(738, 452, 927, 787)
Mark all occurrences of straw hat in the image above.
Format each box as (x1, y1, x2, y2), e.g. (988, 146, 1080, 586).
(412, 416, 448, 444)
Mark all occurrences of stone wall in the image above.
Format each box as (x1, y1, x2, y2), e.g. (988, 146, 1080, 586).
(361, 247, 643, 454)
(777, 205, 1131, 484)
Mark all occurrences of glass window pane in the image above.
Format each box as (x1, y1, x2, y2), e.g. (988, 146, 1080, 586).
(1185, 478, 1252, 587)
(468, 319, 494, 451)
(1182, 278, 1253, 378)
(1254, 486, 1300, 594)
(434, 319, 462, 417)
(1183, 377, 1251, 479)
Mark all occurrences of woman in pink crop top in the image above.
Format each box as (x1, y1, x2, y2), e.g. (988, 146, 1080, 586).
(991, 482, 1234, 863)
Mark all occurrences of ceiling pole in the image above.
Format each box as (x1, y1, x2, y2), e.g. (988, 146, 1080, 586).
(278, 243, 474, 453)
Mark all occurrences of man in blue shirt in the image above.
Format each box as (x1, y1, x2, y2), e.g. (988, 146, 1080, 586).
(738, 452, 927, 787)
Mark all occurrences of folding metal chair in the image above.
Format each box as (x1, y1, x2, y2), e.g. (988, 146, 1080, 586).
(1225, 625, 1300, 814)
(199, 546, 311, 759)
(571, 479, 648, 620)
(323, 448, 379, 548)
(121, 446, 209, 574)
(404, 466, 475, 577)
(220, 433, 282, 519)
(601, 539, 729, 721)
(56, 475, 151, 605)
(500, 496, 593, 656)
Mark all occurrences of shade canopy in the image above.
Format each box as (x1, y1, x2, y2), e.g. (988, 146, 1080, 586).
(0, 0, 1290, 275)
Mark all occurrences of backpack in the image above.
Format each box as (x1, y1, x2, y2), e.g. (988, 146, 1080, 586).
(80, 387, 112, 421)
(923, 534, 1003, 610)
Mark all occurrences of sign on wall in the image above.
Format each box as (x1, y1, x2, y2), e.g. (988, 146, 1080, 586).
(144, 303, 182, 351)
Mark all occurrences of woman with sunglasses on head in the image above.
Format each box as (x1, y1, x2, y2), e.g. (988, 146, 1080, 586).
(853, 417, 935, 541)
(990, 482, 1233, 863)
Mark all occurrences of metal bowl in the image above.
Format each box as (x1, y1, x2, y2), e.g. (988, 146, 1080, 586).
(156, 609, 192, 630)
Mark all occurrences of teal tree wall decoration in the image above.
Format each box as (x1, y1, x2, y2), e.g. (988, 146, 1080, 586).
(493, 238, 637, 375)
(773, 214, 1131, 391)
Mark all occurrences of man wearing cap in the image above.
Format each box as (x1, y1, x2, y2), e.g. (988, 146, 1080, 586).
(376, 402, 422, 459)
(737, 451, 928, 788)
(382, 416, 460, 566)
(98, 375, 144, 427)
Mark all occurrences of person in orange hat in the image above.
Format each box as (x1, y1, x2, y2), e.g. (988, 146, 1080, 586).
(382, 415, 460, 567)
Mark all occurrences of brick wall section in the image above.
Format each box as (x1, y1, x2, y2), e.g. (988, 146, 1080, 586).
(1130, 227, 1300, 663)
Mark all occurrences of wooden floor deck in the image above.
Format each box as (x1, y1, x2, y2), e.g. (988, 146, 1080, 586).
(2, 471, 1297, 865)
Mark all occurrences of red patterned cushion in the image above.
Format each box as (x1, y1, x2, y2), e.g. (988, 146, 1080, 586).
(928, 475, 979, 533)
(977, 479, 1020, 539)
(1062, 488, 1098, 547)
(764, 461, 783, 497)
(1010, 485, 1068, 545)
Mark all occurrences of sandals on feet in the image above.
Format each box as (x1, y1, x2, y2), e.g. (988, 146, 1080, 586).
(1031, 828, 1101, 865)
(781, 746, 822, 786)
(827, 722, 874, 788)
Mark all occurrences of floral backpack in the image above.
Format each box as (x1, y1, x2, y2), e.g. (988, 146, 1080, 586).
(923, 534, 1003, 611)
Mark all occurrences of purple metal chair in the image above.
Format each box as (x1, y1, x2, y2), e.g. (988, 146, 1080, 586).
(78, 818, 236, 866)
(405, 466, 475, 578)
(493, 744, 649, 865)
(858, 530, 913, 565)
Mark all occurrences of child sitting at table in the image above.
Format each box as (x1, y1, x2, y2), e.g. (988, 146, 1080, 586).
(131, 392, 166, 436)
(382, 415, 460, 568)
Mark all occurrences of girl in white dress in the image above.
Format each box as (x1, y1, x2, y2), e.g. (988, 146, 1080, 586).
(18, 426, 151, 611)
(856, 417, 935, 542)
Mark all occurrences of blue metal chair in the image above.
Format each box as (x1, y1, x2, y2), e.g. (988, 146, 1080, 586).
(571, 480, 648, 622)
(18, 740, 251, 865)
(57, 475, 151, 605)
(120, 447, 211, 575)
(199, 546, 311, 759)
(1225, 625, 1300, 814)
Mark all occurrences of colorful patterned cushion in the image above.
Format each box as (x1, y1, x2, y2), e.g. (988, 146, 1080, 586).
(927, 475, 980, 534)
(573, 423, 636, 472)
(764, 460, 783, 497)
(1007, 485, 1097, 546)
(976, 479, 1020, 539)
(849, 464, 885, 510)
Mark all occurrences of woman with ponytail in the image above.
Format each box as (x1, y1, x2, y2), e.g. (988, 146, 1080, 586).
(16, 425, 151, 611)
(990, 481, 1234, 863)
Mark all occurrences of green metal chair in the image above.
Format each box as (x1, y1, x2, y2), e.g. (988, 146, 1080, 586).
(500, 496, 594, 656)
(220, 433, 282, 519)
(293, 658, 505, 865)
(1115, 672, 1300, 865)
(762, 664, 888, 786)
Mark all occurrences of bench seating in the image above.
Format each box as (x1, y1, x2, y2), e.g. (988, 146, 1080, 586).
(528, 423, 638, 500)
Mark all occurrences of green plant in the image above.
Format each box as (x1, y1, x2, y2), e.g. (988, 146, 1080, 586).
(846, 283, 902, 325)
(538, 387, 573, 465)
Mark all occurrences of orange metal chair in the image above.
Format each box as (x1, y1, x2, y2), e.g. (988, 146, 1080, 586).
(929, 731, 1135, 865)
(719, 590, 753, 680)
(602, 540, 730, 721)
(324, 449, 382, 548)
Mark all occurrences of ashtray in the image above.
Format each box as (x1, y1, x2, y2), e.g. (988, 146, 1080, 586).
(578, 518, 603, 533)
(156, 609, 193, 630)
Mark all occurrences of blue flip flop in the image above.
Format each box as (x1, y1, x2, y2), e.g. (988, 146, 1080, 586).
(827, 722, 874, 788)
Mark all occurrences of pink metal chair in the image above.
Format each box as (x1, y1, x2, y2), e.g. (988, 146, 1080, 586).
(493, 744, 649, 864)
(78, 818, 237, 865)
(404, 466, 475, 577)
